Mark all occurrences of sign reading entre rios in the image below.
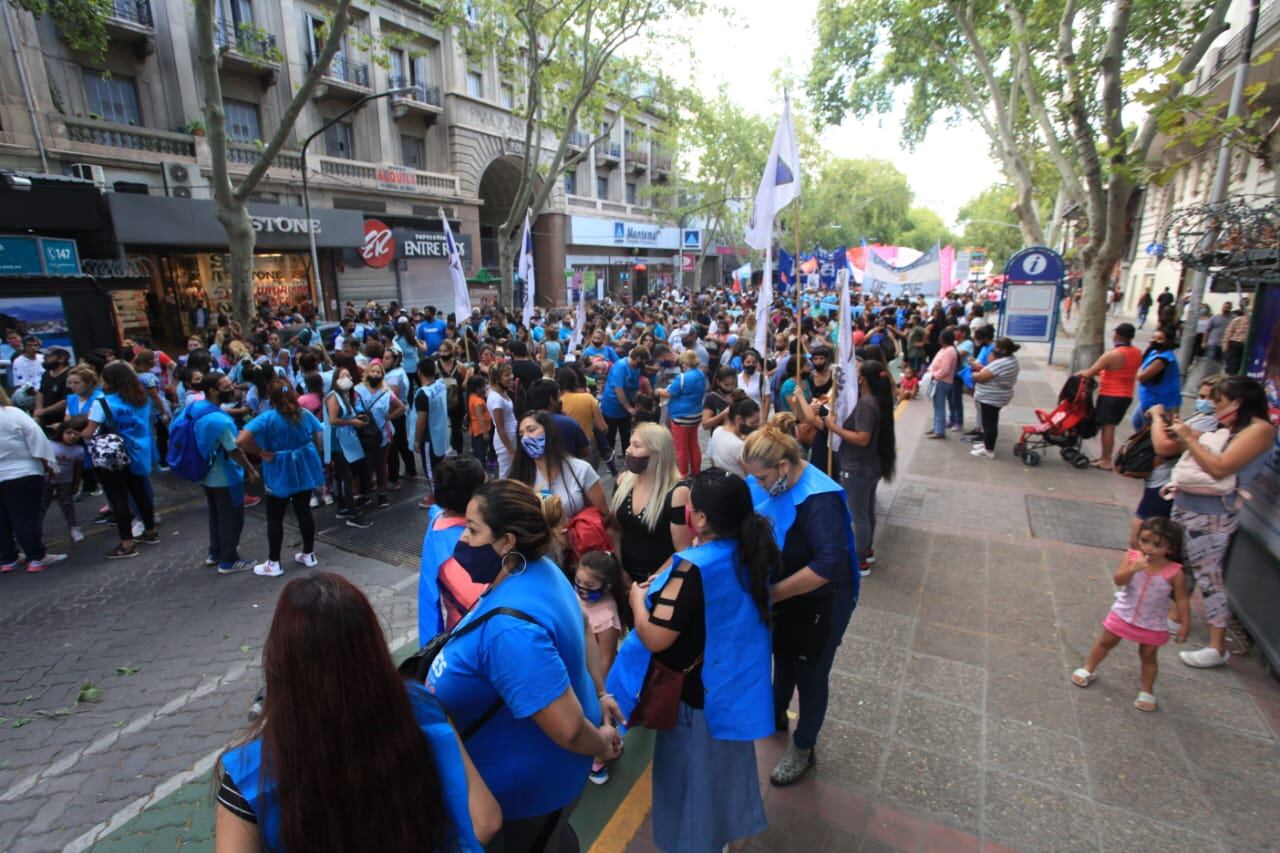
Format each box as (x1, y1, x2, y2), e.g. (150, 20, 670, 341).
(570, 215, 680, 250)
(393, 227, 473, 261)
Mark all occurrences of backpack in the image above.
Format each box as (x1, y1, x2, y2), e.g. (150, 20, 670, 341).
(355, 391, 388, 451)
(1113, 424, 1158, 479)
(87, 399, 132, 471)
(167, 402, 220, 481)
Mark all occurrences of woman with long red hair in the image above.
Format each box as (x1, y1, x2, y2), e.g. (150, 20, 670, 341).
(215, 572, 500, 852)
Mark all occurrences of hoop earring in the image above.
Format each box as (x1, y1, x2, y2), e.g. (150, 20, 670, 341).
(505, 551, 528, 576)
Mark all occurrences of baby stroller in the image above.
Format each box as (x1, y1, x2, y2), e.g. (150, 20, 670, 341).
(1012, 375, 1097, 468)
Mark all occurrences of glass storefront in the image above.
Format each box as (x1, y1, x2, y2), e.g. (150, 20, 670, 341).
(153, 252, 315, 340)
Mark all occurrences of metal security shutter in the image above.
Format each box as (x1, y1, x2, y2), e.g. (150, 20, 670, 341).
(336, 262, 397, 306)
(401, 258, 457, 314)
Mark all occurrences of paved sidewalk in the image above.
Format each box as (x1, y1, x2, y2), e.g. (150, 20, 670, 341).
(622, 342, 1280, 852)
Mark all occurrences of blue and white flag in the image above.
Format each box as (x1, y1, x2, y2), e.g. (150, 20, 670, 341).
(777, 248, 795, 292)
(816, 247, 837, 289)
(441, 214, 470, 318)
(518, 211, 535, 327)
(864, 243, 942, 298)
(744, 93, 801, 251)
(831, 268, 858, 451)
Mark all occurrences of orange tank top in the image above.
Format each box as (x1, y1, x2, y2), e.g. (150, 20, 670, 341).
(1099, 345, 1141, 397)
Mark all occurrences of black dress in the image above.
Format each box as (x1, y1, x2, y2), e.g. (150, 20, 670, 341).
(616, 485, 684, 582)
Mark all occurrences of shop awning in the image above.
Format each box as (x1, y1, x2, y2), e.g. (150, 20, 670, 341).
(107, 194, 365, 250)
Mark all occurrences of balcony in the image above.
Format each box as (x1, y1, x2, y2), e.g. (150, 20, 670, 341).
(226, 142, 303, 173)
(652, 151, 672, 180)
(214, 19, 280, 87)
(60, 116, 196, 160)
(307, 54, 371, 100)
(567, 130, 591, 150)
(106, 0, 155, 58)
(388, 76, 443, 121)
(312, 154, 460, 197)
(626, 147, 648, 173)
(595, 141, 621, 166)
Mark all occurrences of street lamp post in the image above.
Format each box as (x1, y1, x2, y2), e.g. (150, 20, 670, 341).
(302, 85, 412, 321)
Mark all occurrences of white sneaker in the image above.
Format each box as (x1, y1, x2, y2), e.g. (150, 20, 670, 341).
(970, 446, 993, 458)
(130, 520, 145, 538)
(1179, 647, 1229, 668)
(322, 490, 335, 506)
(294, 552, 318, 568)
(253, 560, 284, 578)
(69, 526, 85, 543)
(153, 513, 162, 525)
(309, 494, 320, 508)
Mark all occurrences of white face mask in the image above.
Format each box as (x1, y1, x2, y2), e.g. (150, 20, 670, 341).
(336, 377, 353, 391)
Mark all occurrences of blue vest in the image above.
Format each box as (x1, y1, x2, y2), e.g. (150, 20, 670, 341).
(748, 463, 860, 597)
(607, 539, 773, 741)
(1138, 350, 1181, 412)
(322, 391, 364, 463)
(222, 682, 482, 852)
(419, 381, 450, 457)
(418, 505, 466, 641)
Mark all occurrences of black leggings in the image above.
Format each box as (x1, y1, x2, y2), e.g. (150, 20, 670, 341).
(604, 416, 632, 457)
(266, 491, 314, 562)
(978, 401, 1001, 452)
(331, 450, 371, 513)
(98, 468, 154, 542)
(388, 414, 417, 482)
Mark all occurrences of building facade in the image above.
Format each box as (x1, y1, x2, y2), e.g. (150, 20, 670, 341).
(0, 0, 676, 347)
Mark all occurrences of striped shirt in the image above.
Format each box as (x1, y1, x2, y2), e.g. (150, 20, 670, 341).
(973, 356, 1021, 407)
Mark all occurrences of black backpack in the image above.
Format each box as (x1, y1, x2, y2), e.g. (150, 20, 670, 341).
(1114, 424, 1158, 479)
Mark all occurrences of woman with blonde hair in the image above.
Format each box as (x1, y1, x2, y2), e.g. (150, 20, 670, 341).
(608, 422, 694, 583)
(741, 424, 858, 787)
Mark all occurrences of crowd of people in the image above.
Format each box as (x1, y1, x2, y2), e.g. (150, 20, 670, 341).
(0, 277, 1272, 852)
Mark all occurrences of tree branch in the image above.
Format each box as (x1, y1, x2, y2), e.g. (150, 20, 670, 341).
(1058, 0, 1105, 252)
(193, 0, 234, 211)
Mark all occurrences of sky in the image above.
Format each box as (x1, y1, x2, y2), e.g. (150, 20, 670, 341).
(666, 0, 1005, 228)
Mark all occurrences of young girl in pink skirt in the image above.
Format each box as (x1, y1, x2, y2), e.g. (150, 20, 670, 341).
(1072, 517, 1191, 712)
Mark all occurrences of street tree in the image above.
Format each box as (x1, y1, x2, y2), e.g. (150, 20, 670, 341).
(807, 0, 1233, 367)
(899, 207, 956, 252)
(781, 156, 915, 249)
(955, 185, 1026, 271)
(455, 0, 700, 308)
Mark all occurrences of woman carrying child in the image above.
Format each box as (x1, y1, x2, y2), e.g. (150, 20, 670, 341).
(1072, 517, 1190, 712)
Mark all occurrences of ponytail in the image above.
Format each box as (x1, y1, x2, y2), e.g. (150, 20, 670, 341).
(690, 470, 781, 625)
(737, 513, 778, 625)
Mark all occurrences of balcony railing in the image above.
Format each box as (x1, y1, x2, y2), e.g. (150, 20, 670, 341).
(1211, 0, 1279, 74)
(63, 116, 195, 157)
(596, 142, 621, 162)
(653, 152, 672, 172)
(109, 0, 153, 27)
(389, 76, 442, 107)
(225, 142, 302, 171)
(568, 130, 591, 149)
(313, 154, 460, 195)
(626, 147, 648, 168)
(308, 54, 370, 88)
(214, 18, 277, 59)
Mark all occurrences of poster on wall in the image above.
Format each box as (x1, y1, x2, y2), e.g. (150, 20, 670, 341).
(1240, 282, 1280, 557)
(111, 290, 152, 341)
(0, 297, 74, 360)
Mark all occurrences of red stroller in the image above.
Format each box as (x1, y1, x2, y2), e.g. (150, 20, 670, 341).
(1012, 375, 1097, 468)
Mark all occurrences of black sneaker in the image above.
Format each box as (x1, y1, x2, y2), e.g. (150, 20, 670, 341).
(138, 531, 161, 546)
(346, 515, 373, 529)
(335, 506, 351, 517)
(376, 495, 390, 509)
(105, 545, 138, 560)
(354, 495, 370, 508)
(93, 514, 114, 526)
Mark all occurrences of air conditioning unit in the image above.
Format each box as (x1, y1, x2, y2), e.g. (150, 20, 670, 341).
(70, 162, 107, 187)
(162, 161, 195, 199)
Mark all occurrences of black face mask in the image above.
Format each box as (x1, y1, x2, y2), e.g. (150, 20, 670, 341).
(367, 376, 383, 387)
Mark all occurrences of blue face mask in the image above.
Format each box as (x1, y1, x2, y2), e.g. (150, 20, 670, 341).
(452, 540, 505, 584)
(1194, 399, 1215, 415)
(575, 583, 605, 602)
(520, 434, 547, 458)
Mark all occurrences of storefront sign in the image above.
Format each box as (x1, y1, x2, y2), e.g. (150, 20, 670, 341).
(682, 229, 702, 250)
(0, 235, 82, 276)
(252, 215, 322, 236)
(569, 216, 680, 249)
(679, 254, 697, 271)
(107, 195, 365, 250)
(81, 256, 154, 279)
(361, 219, 395, 269)
(394, 228, 473, 260)
(42, 238, 81, 276)
(376, 165, 419, 193)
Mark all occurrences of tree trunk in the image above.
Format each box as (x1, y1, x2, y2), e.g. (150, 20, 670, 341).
(497, 234, 517, 312)
(215, 203, 255, 330)
(1072, 253, 1116, 371)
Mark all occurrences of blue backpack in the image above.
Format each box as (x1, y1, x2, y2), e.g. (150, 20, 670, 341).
(167, 401, 219, 481)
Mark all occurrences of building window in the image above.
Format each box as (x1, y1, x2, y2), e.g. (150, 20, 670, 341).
(467, 69, 484, 98)
(305, 13, 347, 67)
(324, 120, 354, 158)
(626, 181, 637, 205)
(596, 176, 609, 200)
(223, 98, 262, 143)
(564, 170, 577, 196)
(82, 69, 140, 125)
(500, 84, 514, 109)
(401, 134, 425, 169)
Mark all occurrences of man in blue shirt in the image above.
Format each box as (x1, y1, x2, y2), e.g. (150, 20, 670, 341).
(582, 330, 620, 364)
(415, 306, 447, 355)
(599, 345, 648, 461)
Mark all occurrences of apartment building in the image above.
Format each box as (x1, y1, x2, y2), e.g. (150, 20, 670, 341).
(1121, 0, 1280, 315)
(0, 0, 676, 349)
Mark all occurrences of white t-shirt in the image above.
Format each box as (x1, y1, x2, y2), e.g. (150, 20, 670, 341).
(738, 370, 767, 409)
(708, 426, 745, 476)
(12, 354, 44, 388)
(486, 389, 517, 476)
(533, 456, 600, 518)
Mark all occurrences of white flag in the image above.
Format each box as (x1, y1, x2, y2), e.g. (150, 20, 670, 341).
(442, 214, 470, 319)
(567, 284, 586, 356)
(519, 211, 536, 327)
(831, 268, 859, 451)
(754, 249, 772, 356)
(744, 94, 801, 251)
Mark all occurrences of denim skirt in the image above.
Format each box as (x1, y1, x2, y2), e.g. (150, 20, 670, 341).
(652, 702, 766, 853)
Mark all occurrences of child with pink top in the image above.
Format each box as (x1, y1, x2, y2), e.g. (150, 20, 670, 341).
(1072, 517, 1190, 712)
(573, 551, 628, 785)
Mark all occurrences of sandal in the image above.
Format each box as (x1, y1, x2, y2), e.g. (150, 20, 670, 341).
(1089, 459, 1114, 471)
(1071, 668, 1096, 687)
(1134, 691, 1157, 712)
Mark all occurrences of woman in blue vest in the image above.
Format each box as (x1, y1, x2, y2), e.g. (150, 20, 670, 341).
(426, 480, 621, 853)
(1132, 326, 1182, 429)
(355, 360, 404, 509)
(82, 362, 156, 559)
(741, 422, 859, 787)
(237, 382, 325, 578)
(323, 367, 373, 529)
(413, 358, 451, 505)
(608, 470, 777, 853)
(418, 455, 487, 640)
(215, 572, 500, 852)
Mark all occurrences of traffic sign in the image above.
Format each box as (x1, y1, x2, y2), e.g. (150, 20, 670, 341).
(1003, 247, 1064, 283)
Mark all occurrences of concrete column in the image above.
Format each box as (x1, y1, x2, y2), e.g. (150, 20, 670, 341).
(535, 212, 566, 307)
(162, 0, 201, 129)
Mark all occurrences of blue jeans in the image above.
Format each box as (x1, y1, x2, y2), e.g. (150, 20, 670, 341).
(931, 380, 952, 435)
(948, 377, 964, 428)
(774, 583, 858, 750)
